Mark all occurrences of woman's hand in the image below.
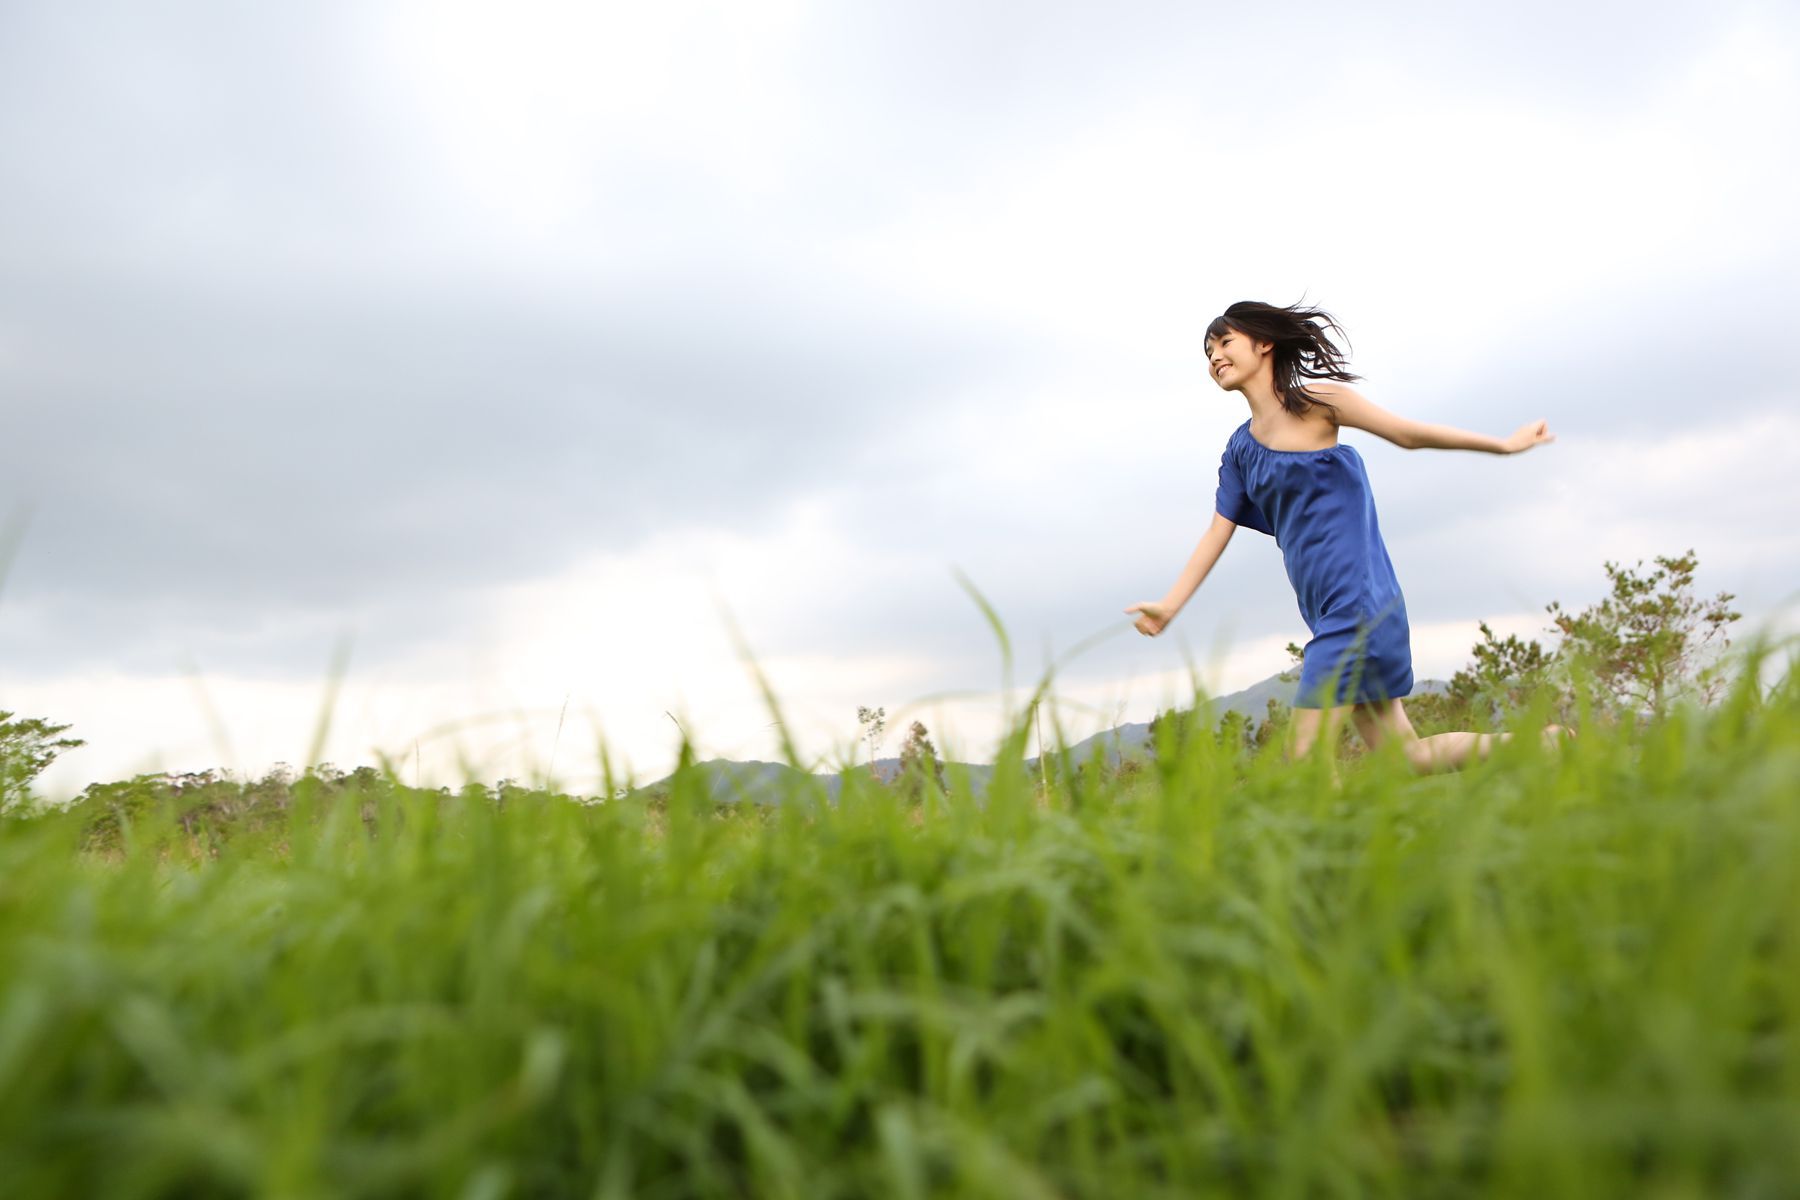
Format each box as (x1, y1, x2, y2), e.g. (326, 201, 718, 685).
(1503, 419, 1555, 454)
(1125, 601, 1173, 636)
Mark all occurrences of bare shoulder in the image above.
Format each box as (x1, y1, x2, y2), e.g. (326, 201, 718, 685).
(1307, 384, 1430, 447)
(1304, 381, 1369, 423)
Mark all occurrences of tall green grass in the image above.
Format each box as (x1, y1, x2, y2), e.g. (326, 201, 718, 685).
(2, 652, 1796, 1198)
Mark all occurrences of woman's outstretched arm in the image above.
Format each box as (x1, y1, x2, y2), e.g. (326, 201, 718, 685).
(1126, 511, 1238, 636)
(1319, 383, 1555, 454)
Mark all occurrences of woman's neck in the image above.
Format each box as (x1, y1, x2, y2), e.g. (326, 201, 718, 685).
(1240, 375, 1285, 424)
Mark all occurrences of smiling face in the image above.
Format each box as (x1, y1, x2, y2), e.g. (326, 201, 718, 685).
(1203, 323, 1271, 392)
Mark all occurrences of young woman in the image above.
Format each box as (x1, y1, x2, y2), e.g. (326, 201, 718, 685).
(1124, 300, 1561, 772)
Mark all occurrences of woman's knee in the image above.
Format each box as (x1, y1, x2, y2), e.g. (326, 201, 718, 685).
(1401, 739, 1438, 772)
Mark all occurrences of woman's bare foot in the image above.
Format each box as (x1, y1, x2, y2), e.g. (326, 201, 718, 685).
(1541, 724, 1575, 749)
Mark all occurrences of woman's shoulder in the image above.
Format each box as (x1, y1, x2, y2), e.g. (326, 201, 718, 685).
(1302, 381, 1366, 423)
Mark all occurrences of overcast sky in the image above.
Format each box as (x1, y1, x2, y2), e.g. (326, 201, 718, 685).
(5, 0, 1798, 796)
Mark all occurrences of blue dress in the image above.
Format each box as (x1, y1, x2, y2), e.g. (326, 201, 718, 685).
(1215, 420, 1414, 708)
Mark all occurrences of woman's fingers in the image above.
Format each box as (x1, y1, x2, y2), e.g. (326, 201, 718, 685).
(1125, 602, 1168, 636)
(1509, 419, 1555, 453)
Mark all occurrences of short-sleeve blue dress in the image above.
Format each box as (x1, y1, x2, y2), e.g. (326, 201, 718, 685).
(1215, 420, 1414, 709)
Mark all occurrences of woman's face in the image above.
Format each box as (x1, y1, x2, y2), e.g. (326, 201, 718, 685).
(1205, 325, 1269, 391)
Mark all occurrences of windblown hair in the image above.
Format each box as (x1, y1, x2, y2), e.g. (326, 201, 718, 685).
(1205, 300, 1360, 419)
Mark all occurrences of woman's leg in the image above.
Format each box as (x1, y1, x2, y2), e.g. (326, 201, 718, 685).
(1348, 699, 1492, 773)
(1350, 700, 1566, 774)
(1289, 704, 1349, 762)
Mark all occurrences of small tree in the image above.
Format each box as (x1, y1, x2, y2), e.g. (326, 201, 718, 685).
(1252, 696, 1291, 751)
(1435, 620, 1561, 728)
(1215, 708, 1256, 752)
(855, 706, 886, 776)
(0, 711, 84, 812)
(1146, 705, 1200, 761)
(894, 720, 947, 801)
(1548, 550, 1740, 718)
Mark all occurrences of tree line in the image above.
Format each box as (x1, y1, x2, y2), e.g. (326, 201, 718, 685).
(0, 548, 1752, 825)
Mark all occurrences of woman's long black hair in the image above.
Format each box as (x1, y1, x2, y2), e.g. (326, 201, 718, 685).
(1205, 300, 1359, 418)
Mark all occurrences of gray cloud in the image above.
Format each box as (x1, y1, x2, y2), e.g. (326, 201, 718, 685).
(2, 0, 1796, 694)
(1, 262, 1020, 668)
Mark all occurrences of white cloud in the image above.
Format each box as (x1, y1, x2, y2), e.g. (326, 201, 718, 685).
(1384, 407, 1800, 621)
(5, 1, 1799, 793)
(355, 0, 814, 258)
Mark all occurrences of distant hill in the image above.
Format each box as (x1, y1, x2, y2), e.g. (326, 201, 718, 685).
(643, 671, 1448, 804)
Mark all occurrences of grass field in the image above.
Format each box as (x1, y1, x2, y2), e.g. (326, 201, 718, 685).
(1, 655, 1796, 1198)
